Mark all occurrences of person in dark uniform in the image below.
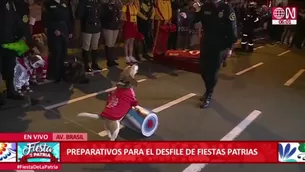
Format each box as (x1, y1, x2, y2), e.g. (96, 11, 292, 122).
(42, 0, 74, 82)
(240, 2, 258, 52)
(75, 0, 102, 72)
(0, 74, 6, 106)
(134, 0, 154, 60)
(13, 0, 32, 39)
(290, 11, 305, 48)
(0, 0, 38, 101)
(193, 0, 238, 108)
(100, 0, 121, 67)
(168, 0, 186, 50)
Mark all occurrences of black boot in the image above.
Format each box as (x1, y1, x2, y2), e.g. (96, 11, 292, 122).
(91, 50, 101, 70)
(0, 79, 7, 106)
(248, 46, 253, 52)
(199, 92, 207, 101)
(134, 42, 142, 61)
(142, 42, 153, 60)
(241, 44, 247, 51)
(105, 46, 109, 60)
(222, 59, 227, 67)
(106, 47, 119, 67)
(199, 92, 212, 109)
(0, 90, 6, 106)
(82, 50, 92, 72)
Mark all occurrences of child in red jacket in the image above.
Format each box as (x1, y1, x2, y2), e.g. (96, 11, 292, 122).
(78, 64, 139, 141)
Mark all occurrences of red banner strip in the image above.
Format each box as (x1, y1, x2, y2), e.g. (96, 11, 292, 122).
(60, 141, 278, 163)
(0, 133, 88, 141)
(0, 133, 53, 141)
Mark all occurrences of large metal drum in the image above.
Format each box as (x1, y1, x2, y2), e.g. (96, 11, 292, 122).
(121, 106, 159, 137)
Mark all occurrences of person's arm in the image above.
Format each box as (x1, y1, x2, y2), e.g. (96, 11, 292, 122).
(121, 5, 127, 21)
(67, 1, 74, 35)
(100, 3, 106, 20)
(193, 2, 203, 24)
(74, 0, 84, 20)
(168, 0, 172, 22)
(137, 3, 148, 20)
(150, 6, 155, 19)
(14, 17, 40, 53)
(254, 12, 259, 23)
(226, 5, 238, 50)
(74, 0, 83, 37)
(41, 2, 49, 33)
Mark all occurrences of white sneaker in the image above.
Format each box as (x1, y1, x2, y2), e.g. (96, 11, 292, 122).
(129, 56, 138, 63)
(125, 56, 130, 63)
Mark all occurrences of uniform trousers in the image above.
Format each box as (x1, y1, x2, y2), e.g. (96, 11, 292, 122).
(293, 30, 305, 48)
(82, 32, 101, 51)
(0, 72, 6, 105)
(200, 43, 228, 94)
(281, 26, 294, 44)
(102, 29, 119, 47)
(0, 48, 17, 93)
(167, 22, 178, 50)
(138, 18, 153, 51)
(47, 34, 67, 80)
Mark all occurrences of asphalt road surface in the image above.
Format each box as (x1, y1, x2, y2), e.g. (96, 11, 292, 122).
(1, 39, 305, 172)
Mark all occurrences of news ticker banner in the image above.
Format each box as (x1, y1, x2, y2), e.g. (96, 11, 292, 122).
(1, 133, 305, 170)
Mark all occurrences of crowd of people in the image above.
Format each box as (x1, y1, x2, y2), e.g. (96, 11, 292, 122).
(0, 0, 305, 108)
(233, 2, 305, 49)
(0, 0, 197, 106)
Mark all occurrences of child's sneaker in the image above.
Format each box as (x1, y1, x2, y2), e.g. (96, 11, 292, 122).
(129, 56, 138, 63)
(126, 57, 132, 65)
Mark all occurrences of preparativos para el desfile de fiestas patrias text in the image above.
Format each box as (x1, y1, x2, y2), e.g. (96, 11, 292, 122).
(66, 148, 258, 156)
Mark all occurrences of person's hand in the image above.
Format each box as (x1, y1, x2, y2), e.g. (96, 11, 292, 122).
(193, 2, 201, 11)
(227, 49, 232, 58)
(54, 30, 60, 36)
(180, 12, 187, 18)
(68, 34, 73, 38)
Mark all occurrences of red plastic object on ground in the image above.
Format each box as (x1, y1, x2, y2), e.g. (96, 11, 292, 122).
(153, 49, 201, 73)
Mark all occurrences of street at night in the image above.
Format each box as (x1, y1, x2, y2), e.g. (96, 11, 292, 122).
(1, 38, 305, 172)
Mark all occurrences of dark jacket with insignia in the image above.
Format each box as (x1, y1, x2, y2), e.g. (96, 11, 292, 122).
(13, 0, 30, 23)
(100, 1, 121, 30)
(194, 1, 238, 50)
(13, 0, 33, 46)
(42, 0, 74, 36)
(75, 0, 102, 33)
(0, 0, 33, 47)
